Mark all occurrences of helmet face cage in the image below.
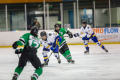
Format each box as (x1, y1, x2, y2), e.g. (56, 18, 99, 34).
(40, 31, 47, 37)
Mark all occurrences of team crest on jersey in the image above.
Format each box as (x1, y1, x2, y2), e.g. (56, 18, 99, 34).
(49, 33, 52, 36)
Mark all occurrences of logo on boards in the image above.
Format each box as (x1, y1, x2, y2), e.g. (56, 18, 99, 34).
(92, 28, 118, 34)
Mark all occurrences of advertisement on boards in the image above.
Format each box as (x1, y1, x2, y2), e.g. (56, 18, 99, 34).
(92, 28, 120, 42)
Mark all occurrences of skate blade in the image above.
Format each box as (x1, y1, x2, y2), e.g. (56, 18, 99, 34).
(84, 52, 89, 54)
(106, 50, 108, 52)
(71, 62, 75, 64)
(58, 62, 61, 64)
(44, 65, 48, 67)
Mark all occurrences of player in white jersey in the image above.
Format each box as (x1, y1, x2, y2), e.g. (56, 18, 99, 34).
(74, 21, 108, 54)
(40, 31, 62, 66)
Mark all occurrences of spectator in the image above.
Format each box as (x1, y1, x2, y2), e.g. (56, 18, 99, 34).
(31, 18, 41, 29)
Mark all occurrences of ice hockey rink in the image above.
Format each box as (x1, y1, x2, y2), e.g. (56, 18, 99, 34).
(0, 44, 120, 80)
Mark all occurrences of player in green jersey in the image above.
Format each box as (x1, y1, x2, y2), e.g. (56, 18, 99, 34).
(54, 23, 75, 63)
(12, 27, 42, 80)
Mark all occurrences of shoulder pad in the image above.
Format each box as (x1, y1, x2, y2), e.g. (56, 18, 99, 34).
(49, 33, 52, 36)
(55, 32, 58, 35)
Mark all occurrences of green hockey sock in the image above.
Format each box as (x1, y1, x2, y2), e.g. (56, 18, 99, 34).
(62, 53, 67, 59)
(12, 66, 24, 79)
(32, 68, 43, 80)
(65, 50, 72, 60)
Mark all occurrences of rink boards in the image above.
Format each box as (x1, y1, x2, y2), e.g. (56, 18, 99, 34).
(0, 27, 120, 47)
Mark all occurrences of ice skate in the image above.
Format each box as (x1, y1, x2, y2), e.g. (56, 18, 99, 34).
(42, 59, 49, 67)
(57, 58, 61, 64)
(104, 48, 108, 52)
(12, 74, 18, 80)
(67, 59, 75, 64)
(84, 49, 89, 54)
(31, 77, 34, 80)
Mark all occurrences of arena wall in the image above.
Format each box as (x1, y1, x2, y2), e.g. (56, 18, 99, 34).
(0, 27, 120, 47)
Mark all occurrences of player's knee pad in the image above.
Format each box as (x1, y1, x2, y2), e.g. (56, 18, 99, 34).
(42, 51, 48, 62)
(96, 42, 101, 46)
(43, 47, 50, 51)
(42, 51, 49, 56)
(53, 53, 59, 58)
(18, 62, 27, 68)
(96, 42, 104, 48)
(83, 40, 88, 45)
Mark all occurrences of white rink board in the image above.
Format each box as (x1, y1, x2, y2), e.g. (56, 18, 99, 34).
(0, 27, 120, 46)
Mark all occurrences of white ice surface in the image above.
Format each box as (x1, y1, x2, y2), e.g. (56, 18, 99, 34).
(0, 44, 120, 80)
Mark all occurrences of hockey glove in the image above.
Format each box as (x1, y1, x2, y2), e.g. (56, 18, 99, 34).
(50, 47, 55, 51)
(12, 41, 18, 49)
(74, 33, 79, 37)
(15, 49, 23, 54)
(67, 31, 73, 38)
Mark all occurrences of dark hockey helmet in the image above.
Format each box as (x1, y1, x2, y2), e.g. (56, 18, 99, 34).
(82, 20, 87, 24)
(54, 23, 61, 28)
(54, 23, 61, 33)
(30, 26, 38, 36)
(40, 31, 47, 37)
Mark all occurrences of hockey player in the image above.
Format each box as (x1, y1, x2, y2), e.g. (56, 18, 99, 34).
(12, 27, 42, 80)
(40, 31, 62, 66)
(54, 23, 74, 63)
(74, 21, 108, 54)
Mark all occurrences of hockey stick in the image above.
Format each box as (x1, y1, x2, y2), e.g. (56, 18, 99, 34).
(64, 35, 82, 38)
(42, 51, 53, 68)
(17, 54, 20, 59)
(64, 35, 92, 43)
(15, 49, 31, 65)
(65, 28, 83, 38)
(66, 28, 91, 42)
(15, 49, 20, 59)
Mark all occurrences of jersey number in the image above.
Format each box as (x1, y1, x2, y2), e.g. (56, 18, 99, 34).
(29, 40, 39, 48)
